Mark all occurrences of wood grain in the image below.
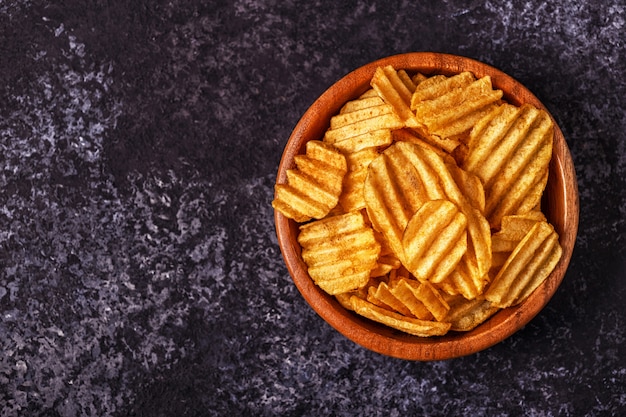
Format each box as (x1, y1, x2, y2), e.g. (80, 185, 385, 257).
(274, 52, 579, 361)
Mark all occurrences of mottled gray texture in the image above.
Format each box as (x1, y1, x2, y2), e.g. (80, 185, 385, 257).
(0, 1, 624, 416)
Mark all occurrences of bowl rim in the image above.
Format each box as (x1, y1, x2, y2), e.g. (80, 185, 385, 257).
(274, 52, 579, 361)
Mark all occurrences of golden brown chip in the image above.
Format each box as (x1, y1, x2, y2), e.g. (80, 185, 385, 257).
(393, 142, 493, 294)
(411, 72, 429, 85)
(398, 69, 417, 92)
(339, 148, 380, 212)
(410, 74, 503, 148)
(411, 71, 475, 103)
(462, 103, 554, 228)
(272, 140, 347, 222)
(443, 294, 499, 331)
(440, 257, 485, 300)
(331, 103, 394, 130)
(445, 156, 486, 213)
(499, 211, 547, 237)
(485, 221, 562, 308)
(335, 292, 355, 311)
(350, 296, 451, 337)
(391, 128, 449, 157)
(340, 94, 385, 114)
(370, 65, 418, 127)
(367, 281, 414, 317)
(334, 130, 394, 154)
(400, 280, 450, 322)
(369, 230, 402, 277)
(412, 74, 448, 93)
(369, 254, 402, 278)
(298, 211, 381, 295)
(402, 200, 468, 284)
(388, 279, 434, 320)
(363, 142, 432, 262)
(324, 113, 403, 145)
(489, 211, 548, 279)
(329, 90, 398, 154)
(363, 141, 492, 299)
(359, 88, 380, 99)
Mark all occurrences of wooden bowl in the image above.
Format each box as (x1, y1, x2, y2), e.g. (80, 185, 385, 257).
(274, 52, 579, 360)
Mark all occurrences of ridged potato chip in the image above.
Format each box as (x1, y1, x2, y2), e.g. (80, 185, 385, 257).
(443, 294, 499, 332)
(363, 142, 432, 262)
(350, 295, 451, 337)
(371, 65, 419, 127)
(298, 211, 381, 295)
(369, 230, 402, 277)
(364, 141, 492, 299)
(324, 92, 402, 153)
(367, 281, 415, 317)
(339, 148, 380, 212)
(490, 211, 547, 278)
(462, 103, 554, 228)
(410, 72, 503, 151)
(402, 200, 468, 285)
(391, 128, 449, 157)
(403, 280, 450, 322)
(388, 279, 434, 320)
(339, 94, 384, 114)
(485, 221, 562, 308)
(272, 140, 346, 222)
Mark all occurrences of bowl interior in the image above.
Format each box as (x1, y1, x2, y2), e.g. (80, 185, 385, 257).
(275, 52, 579, 360)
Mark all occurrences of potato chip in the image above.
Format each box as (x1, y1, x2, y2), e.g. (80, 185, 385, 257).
(386, 265, 412, 287)
(335, 277, 377, 311)
(369, 230, 401, 277)
(398, 280, 450, 322)
(367, 281, 415, 317)
(350, 296, 451, 337)
(339, 148, 380, 212)
(340, 94, 385, 114)
(446, 160, 485, 213)
(335, 292, 355, 311)
(369, 254, 402, 278)
(411, 72, 429, 85)
(462, 103, 554, 228)
(411, 72, 475, 103)
(485, 221, 562, 308)
(410, 73, 503, 147)
(440, 257, 486, 300)
(359, 88, 380, 99)
(443, 294, 499, 331)
(370, 65, 418, 127)
(391, 128, 449, 158)
(499, 211, 547, 239)
(325, 95, 399, 153)
(381, 141, 492, 297)
(273, 140, 347, 222)
(298, 211, 381, 295)
(489, 211, 547, 279)
(397, 69, 417, 92)
(331, 103, 394, 130)
(334, 130, 394, 154)
(388, 279, 434, 320)
(324, 113, 403, 145)
(412, 74, 448, 93)
(402, 200, 468, 284)
(363, 142, 431, 262)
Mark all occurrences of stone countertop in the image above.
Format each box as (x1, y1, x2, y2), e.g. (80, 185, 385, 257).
(0, 1, 624, 416)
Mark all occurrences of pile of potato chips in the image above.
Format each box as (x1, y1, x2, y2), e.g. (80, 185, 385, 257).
(273, 66, 562, 337)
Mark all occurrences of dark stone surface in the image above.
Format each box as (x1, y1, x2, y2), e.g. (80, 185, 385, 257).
(0, 1, 624, 416)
